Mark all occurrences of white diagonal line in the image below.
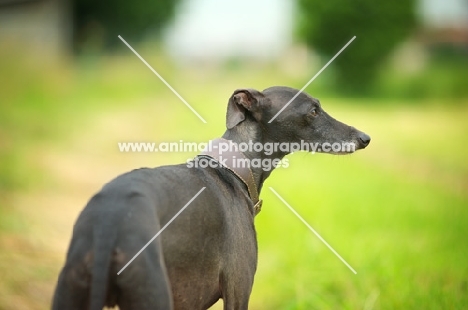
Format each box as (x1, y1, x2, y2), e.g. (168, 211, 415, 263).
(118, 35, 207, 123)
(269, 187, 357, 274)
(117, 187, 206, 275)
(268, 36, 356, 123)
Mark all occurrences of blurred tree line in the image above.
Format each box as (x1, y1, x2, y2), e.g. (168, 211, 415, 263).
(71, 0, 468, 98)
(297, 0, 416, 94)
(73, 0, 181, 51)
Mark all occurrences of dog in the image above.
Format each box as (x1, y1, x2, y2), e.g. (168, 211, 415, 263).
(52, 86, 370, 310)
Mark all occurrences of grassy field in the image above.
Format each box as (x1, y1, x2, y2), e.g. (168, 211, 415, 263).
(1, 51, 467, 309)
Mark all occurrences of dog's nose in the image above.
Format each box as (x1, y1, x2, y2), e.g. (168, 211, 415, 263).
(358, 132, 371, 147)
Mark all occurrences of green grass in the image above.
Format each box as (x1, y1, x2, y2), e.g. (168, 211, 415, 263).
(1, 47, 467, 309)
(253, 156, 468, 309)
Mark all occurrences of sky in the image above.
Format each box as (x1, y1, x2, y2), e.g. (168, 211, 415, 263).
(164, 0, 294, 60)
(419, 0, 468, 27)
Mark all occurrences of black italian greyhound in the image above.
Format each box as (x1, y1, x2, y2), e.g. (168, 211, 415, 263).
(52, 86, 370, 310)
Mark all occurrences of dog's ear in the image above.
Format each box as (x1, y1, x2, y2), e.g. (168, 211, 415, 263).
(226, 89, 262, 129)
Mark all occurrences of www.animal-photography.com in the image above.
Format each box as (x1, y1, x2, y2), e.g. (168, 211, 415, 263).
(1, 0, 467, 309)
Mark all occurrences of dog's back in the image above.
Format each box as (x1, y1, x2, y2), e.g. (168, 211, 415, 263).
(52, 165, 257, 310)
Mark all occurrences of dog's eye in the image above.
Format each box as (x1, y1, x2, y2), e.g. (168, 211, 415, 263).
(309, 108, 318, 117)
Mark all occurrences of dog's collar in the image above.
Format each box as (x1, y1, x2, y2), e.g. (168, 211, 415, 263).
(196, 138, 262, 216)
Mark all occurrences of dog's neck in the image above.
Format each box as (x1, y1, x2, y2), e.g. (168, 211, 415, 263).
(221, 119, 288, 194)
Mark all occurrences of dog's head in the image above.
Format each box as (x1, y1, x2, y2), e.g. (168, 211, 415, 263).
(226, 86, 370, 154)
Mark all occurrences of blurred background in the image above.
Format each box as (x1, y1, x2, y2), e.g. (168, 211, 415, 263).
(1, 0, 467, 309)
